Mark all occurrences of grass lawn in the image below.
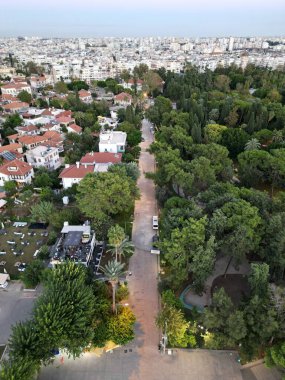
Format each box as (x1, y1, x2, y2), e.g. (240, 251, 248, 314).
(0, 223, 50, 276)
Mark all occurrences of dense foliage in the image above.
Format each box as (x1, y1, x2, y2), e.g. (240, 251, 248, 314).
(1, 263, 135, 380)
(149, 64, 285, 368)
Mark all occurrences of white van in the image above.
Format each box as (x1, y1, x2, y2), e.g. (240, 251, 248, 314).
(33, 249, 39, 258)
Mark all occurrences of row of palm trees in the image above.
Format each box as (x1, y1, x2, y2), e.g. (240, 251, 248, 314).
(100, 224, 135, 313)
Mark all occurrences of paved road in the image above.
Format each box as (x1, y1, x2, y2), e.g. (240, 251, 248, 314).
(0, 281, 37, 344)
(38, 119, 244, 380)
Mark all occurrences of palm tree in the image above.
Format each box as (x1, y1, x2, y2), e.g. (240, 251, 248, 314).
(100, 260, 126, 313)
(244, 138, 261, 151)
(108, 237, 135, 263)
(107, 224, 126, 262)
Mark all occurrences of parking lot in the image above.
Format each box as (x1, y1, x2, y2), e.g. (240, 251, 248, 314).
(0, 281, 38, 344)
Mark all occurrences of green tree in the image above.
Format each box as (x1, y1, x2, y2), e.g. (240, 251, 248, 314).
(107, 306, 136, 345)
(34, 172, 53, 188)
(50, 207, 80, 231)
(191, 122, 202, 143)
(187, 157, 216, 194)
(265, 342, 285, 372)
(34, 262, 95, 357)
(4, 180, 17, 196)
(249, 263, 269, 298)
(54, 81, 68, 94)
(108, 225, 135, 262)
(204, 124, 227, 143)
(107, 224, 125, 262)
(204, 288, 233, 332)
(133, 63, 149, 79)
(238, 150, 271, 187)
(143, 70, 163, 96)
(191, 236, 216, 293)
(221, 128, 249, 158)
(21, 260, 44, 289)
(210, 199, 262, 264)
(17, 90, 32, 104)
(156, 304, 195, 347)
(245, 138, 261, 151)
(30, 201, 55, 224)
(100, 260, 126, 313)
(214, 74, 230, 92)
(120, 69, 131, 82)
(76, 172, 138, 232)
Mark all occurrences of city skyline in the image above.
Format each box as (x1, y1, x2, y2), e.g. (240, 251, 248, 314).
(1, 0, 285, 38)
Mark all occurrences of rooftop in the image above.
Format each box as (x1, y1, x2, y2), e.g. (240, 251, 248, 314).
(99, 131, 127, 145)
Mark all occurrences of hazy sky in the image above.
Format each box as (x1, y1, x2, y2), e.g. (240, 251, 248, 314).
(1, 0, 285, 37)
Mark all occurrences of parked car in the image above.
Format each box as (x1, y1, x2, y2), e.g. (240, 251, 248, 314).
(0, 281, 8, 289)
(152, 216, 158, 230)
(150, 234, 160, 255)
(18, 263, 27, 272)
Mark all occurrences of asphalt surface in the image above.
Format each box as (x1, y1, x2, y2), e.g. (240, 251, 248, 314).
(0, 281, 37, 344)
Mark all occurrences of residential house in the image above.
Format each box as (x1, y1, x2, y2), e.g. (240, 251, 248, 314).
(59, 162, 94, 189)
(17, 131, 64, 152)
(1, 82, 32, 97)
(29, 75, 52, 90)
(0, 159, 34, 186)
(80, 151, 122, 166)
(0, 143, 23, 154)
(99, 130, 127, 153)
(78, 89, 92, 103)
(56, 116, 75, 128)
(97, 116, 118, 130)
(59, 151, 121, 189)
(50, 221, 95, 267)
(25, 145, 61, 170)
(114, 92, 133, 107)
(16, 125, 39, 136)
(3, 102, 29, 114)
(122, 78, 143, 91)
(67, 124, 82, 135)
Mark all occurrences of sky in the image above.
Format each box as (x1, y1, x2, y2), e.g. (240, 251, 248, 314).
(1, 0, 285, 38)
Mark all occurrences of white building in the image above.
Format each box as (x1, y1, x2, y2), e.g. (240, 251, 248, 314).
(59, 162, 94, 189)
(25, 145, 61, 170)
(0, 159, 34, 186)
(99, 131, 127, 153)
(1, 82, 32, 97)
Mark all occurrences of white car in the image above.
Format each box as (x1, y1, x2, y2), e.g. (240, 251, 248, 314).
(152, 216, 158, 230)
(0, 281, 8, 289)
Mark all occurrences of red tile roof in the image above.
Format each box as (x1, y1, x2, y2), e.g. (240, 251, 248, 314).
(3, 101, 29, 110)
(0, 143, 22, 153)
(68, 124, 82, 134)
(2, 83, 29, 90)
(41, 109, 53, 116)
(56, 116, 73, 124)
(0, 159, 33, 176)
(7, 133, 19, 140)
(59, 164, 94, 179)
(18, 135, 45, 146)
(78, 89, 91, 97)
(114, 92, 132, 101)
(1, 94, 18, 102)
(80, 152, 122, 164)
